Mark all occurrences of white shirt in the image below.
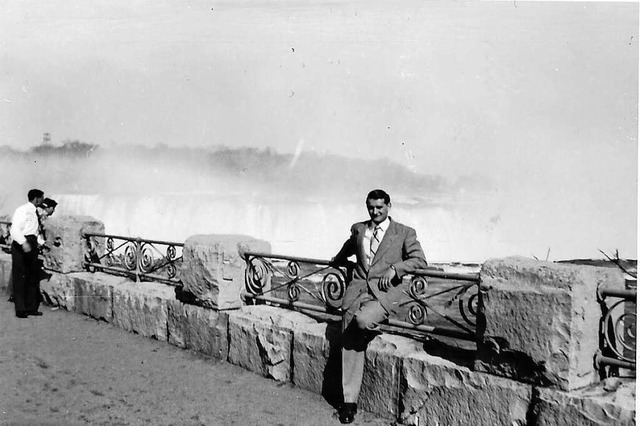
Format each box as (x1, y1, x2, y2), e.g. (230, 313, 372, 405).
(363, 217, 390, 266)
(10, 202, 39, 245)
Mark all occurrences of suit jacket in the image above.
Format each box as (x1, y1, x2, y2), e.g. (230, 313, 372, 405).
(333, 218, 427, 317)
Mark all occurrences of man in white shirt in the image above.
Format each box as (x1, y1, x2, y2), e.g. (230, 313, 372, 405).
(10, 189, 45, 318)
(6, 197, 57, 303)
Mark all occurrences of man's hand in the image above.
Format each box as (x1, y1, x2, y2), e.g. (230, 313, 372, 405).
(22, 241, 32, 253)
(378, 266, 397, 291)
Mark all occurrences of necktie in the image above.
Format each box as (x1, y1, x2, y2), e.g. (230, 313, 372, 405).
(370, 226, 382, 264)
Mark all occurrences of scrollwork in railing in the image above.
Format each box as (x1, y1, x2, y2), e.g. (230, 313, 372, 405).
(243, 252, 347, 312)
(123, 242, 138, 271)
(596, 283, 636, 376)
(460, 288, 479, 327)
(408, 275, 428, 299)
(397, 273, 478, 336)
(139, 242, 156, 273)
(83, 232, 184, 286)
(245, 256, 272, 295)
(285, 261, 301, 280)
(321, 272, 345, 309)
(243, 251, 481, 342)
(603, 299, 636, 363)
(405, 276, 428, 325)
(165, 245, 180, 280)
(407, 301, 427, 325)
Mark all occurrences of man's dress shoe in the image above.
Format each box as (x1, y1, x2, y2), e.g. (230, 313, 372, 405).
(339, 403, 357, 424)
(28, 311, 43, 316)
(15, 312, 28, 318)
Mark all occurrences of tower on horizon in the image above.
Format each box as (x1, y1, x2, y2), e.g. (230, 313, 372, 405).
(42, 132, 51, 146)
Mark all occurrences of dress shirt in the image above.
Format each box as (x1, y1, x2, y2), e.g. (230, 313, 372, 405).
(10, 202, 39, 245)
(363, 217, 390, 266)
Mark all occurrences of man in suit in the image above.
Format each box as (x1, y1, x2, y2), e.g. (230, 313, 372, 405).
(331, 189, 427, 424)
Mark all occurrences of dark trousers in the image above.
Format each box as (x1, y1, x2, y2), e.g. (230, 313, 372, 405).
(12, 235, 40, 314)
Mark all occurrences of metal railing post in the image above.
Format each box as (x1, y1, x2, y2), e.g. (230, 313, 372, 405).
(135, 238, 142, 283)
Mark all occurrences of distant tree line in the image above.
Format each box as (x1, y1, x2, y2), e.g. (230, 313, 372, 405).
(0, 140, 459, 199)
(31, 139, 98, 156)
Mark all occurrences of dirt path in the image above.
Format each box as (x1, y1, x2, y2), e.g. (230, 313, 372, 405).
(0, 301, 392, 426)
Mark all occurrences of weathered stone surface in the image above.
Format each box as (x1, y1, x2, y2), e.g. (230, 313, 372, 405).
(400, 350, 532, 426)
(531, 378, 636, 425)
(0, 214, 11, 255)
(361, 334, 424, 418)
(227, 305, 316, 382)
(112, 281, 174, 341)
(476, 256, 623, 390)
(167, 300, 229, 360)
(180, 235, 270, 310)
(0, 251, 11, 290)
(40, 272, 75, 311)
(70, 272, 128, 322)
(291, 321, 333, 394)
(41, 215, 105, 274)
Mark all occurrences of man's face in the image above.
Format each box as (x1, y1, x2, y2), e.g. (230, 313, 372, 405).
(366, 198, 390, 224)
(35, 196, 44, 206)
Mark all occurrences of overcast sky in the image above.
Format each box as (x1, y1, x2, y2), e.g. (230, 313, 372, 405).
(0, 0, 636, 177)
(0, 0, 637, 202)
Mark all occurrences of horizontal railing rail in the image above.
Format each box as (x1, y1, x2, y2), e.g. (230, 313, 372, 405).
(596, 279, 636, 377)
(242, 250, 481, 342)
(82, 232, 184, 286)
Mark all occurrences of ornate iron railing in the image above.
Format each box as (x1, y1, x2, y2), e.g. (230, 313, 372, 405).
(596, 279, 636, 377)
(0, 220, 11, 253)
(83, 232, 184, 286)
(242, 251, 481, 342)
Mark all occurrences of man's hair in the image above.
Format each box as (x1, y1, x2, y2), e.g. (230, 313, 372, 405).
(366, 189, 391, 204)
(41, 198, 58, 209)
(27, 189, 44, 201)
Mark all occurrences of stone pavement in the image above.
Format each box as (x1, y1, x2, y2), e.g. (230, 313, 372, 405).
(0, 300, 392, 426)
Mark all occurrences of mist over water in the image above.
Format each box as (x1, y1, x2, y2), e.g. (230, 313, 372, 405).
(0, 145, 636, 263)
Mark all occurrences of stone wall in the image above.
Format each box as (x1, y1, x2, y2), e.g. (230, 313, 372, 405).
(180, 234, 271, 310)
(41, 215, 105, 274)
(476, 256, 624, 391)
(0, 215, 635, 425)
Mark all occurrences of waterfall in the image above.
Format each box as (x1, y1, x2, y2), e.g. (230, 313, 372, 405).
(50, 191, 588, 263)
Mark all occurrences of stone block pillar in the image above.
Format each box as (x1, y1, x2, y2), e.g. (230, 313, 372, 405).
(0, 251, 11, 290)
(41, 215, 105, 274)
(180, 234, 270, 310)
(475, 256, 624, 391)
